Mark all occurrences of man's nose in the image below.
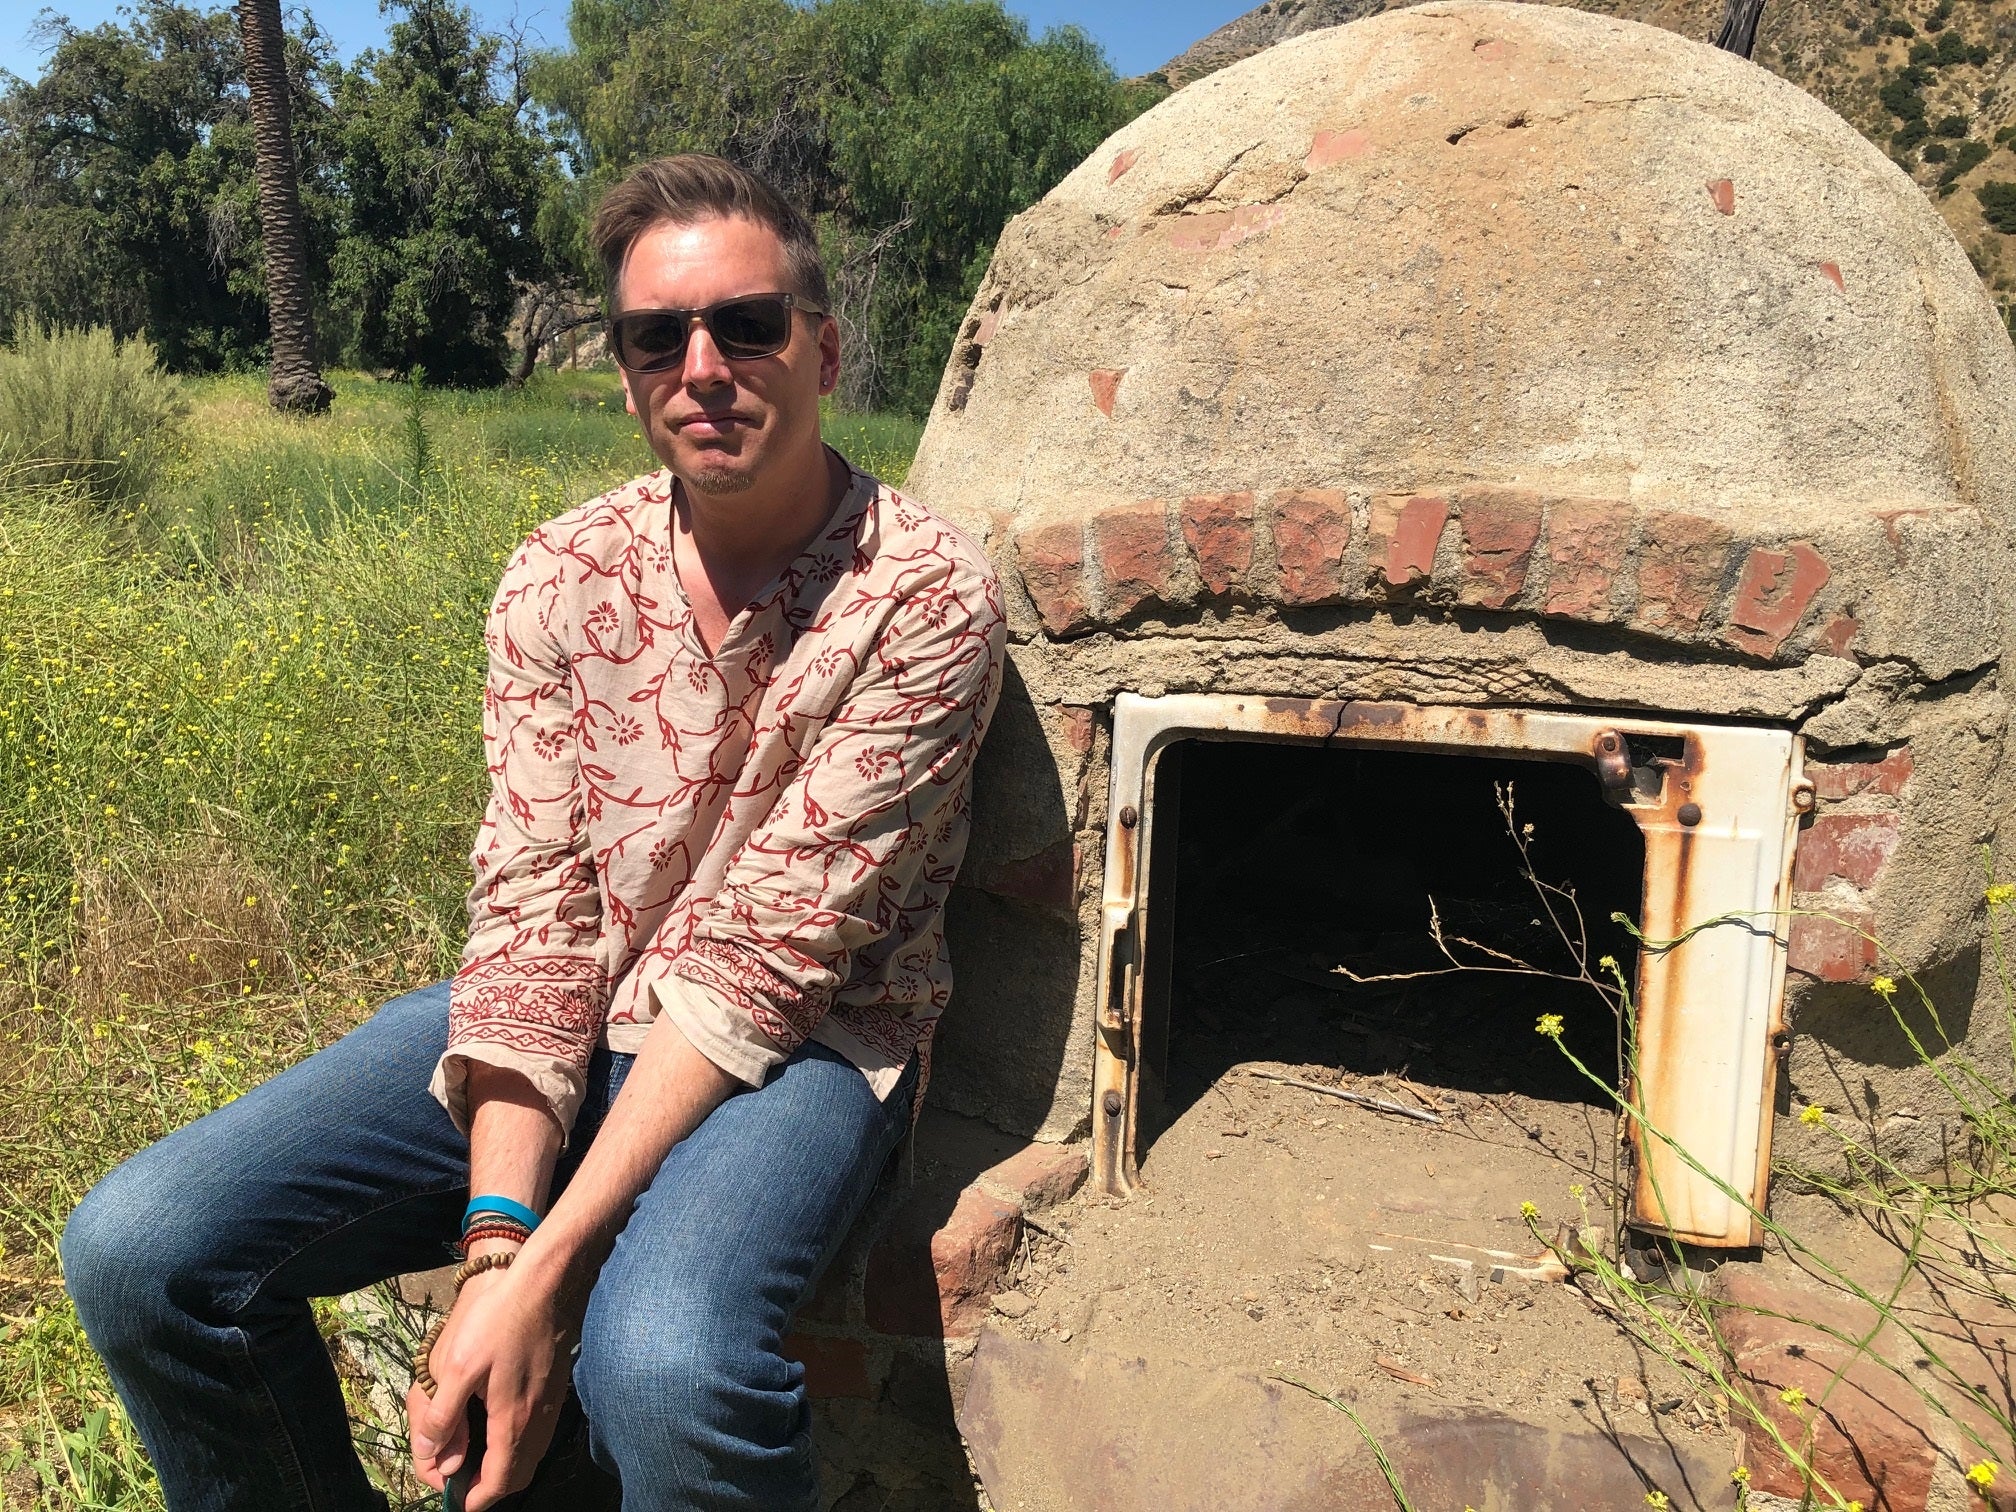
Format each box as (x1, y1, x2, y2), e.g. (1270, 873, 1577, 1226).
(681, 321, 734, 389)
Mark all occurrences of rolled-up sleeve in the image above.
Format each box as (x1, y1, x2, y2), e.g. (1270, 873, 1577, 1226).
(656, 560, 1006, 1085)
(432, 531, 608, 1135)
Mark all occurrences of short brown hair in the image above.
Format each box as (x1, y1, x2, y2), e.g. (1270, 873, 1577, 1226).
(590, 154, 830, 312)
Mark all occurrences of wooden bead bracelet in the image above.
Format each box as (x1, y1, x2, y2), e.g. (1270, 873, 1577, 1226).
(410, 1250, 516, 1397)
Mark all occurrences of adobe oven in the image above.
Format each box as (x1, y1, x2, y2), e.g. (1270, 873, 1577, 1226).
(905, 1, 2016, 1246)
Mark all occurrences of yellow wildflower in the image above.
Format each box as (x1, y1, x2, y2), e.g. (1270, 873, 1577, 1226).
(191, 1039, 214, 1058)
(1967, 1460, 1999, 1489)
(1535, 1013, 1565, 1039)
(1520, 1201, 1540, 1220)
(1799, 1104, 1827, 1127)
(1988, 883, 2016, 907)
(1731, 1466, 1750, 1485)
(1598, 954, 1618, 970)
(1645, 1494, 1670, 1510)
(1569, 1183, 1586, 1200)
(1778, 1386, 1807, 1408)
(1872, 976, 1897, 996)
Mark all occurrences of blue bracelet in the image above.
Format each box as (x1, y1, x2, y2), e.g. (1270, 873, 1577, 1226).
(462, 1195, 540, 1235)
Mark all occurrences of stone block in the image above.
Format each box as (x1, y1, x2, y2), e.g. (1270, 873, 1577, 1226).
(1368, 492, 1449, 594)
(864, 1186, 1022, 1340)
(1713, 1266, 1936, 1510)
(1788, 909, 1879, 982)
(978, 1142, 1089, 1213)
(1454, 488, 1543, 609)
(1091, 499, 1178, 620)
(1013, 520, 1090, 637)
(1635, 510, 1734, 633)
(1267, 489, 1352, 604)
(1543, 498, 1634, 620)
(1793, 814, 1902, 892)
(1179, 492, 1256, 595)
(967, 840, 1077, 912)
(1726, 542, 1831, 659)
(1808, 748, 1914, 801)
(783, 1332, 881, 1401)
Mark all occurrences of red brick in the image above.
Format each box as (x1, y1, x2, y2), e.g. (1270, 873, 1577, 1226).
(1108, 148, 1139, 184)
(1726, 541, 1830, 658)
(1014, 521, 1090, 637)
(1819, 612, 1861, 658)
(865, 1187, 1022, 1340)
(1788, 910, 1879, 981)
(1707, 178, 1736, 216)
(1167, 204, 1287, 254)
(1267, 489, 1352, 605)
(1091, 499, 1176, 620)
(1454, 489, 1543, 609)
(1180, 491, 1256, 596)
(1793, 813, 1900, 892)
(1714, 1271, 1935, 1509)
(1059, 704, 1096, 756)
(1634, 510, 1733, 632)
(980, 1143, 1089, 1214)
(969, 841, 1076, 911)
(1088, 369, 1125, 418)
(782, 1332, 879, 1400)
(1543, 498, 1634, 620)
(1368, 492, 1449, 594)
(1306, 128, 1371, 167)
(1808, 748, 1913, 801)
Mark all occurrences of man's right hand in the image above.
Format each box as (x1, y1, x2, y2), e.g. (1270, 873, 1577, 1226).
(406, 1256, 572, 1510)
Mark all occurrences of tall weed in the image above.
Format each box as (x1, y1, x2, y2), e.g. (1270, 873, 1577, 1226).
(0, 324, 187, 504)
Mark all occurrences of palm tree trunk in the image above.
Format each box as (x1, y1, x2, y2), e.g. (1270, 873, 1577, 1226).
(239, 0, 332, 414)
(1712, 0, 1767, 58)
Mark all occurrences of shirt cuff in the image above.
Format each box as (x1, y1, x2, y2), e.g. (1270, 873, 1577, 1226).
(430, 1043, 587, 1144)
(649, 974, 788, 1089)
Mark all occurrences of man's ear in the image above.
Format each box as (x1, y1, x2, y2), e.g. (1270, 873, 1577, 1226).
(619, 366, 640, 418)
(817, 316, 841, 397)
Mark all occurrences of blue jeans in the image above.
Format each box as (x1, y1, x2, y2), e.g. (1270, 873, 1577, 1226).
(61, 981, 914, 1512)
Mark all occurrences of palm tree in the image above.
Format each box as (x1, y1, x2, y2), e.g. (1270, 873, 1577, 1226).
(1712, 0, 1767, 58)
(238, 0, 332, 413)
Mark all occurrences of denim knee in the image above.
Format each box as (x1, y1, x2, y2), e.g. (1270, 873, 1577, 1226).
(575, 1290, 803, 1480)
(62, 1156, 204, 1357)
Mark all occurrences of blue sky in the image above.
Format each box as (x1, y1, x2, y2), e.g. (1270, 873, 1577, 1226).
(0, 0, 1253, 83)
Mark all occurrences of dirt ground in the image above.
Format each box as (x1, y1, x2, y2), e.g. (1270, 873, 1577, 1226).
(987, 952, 1737, 1456)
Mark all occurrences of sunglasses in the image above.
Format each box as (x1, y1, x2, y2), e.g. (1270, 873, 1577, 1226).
(607, 293, 825, 373)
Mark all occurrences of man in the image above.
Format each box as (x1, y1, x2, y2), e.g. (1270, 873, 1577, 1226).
(62, 153, 1006, 1511)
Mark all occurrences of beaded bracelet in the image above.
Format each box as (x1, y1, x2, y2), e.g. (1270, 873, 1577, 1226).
(457, 1222, 530, 1253)
(452, 1250, 516, 1291)
(411, 1252, 517, 1396)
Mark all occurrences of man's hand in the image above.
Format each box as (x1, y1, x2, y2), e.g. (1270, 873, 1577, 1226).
(406, 1260, 573, 1509)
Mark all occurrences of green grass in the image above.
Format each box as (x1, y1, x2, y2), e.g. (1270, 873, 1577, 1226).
(0, 366, 922, 1509)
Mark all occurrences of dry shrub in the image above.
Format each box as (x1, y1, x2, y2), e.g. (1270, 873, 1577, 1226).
(0, 319, 188, 503)
(71, 837, 295, 1016)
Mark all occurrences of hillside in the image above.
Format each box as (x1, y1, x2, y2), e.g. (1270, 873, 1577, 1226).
(1157, 0, 2016, 327)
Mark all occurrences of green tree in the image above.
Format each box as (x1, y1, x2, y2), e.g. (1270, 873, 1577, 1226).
(811, 0, 1160, 411)
(328, 0, 556, 384)
(535, 0, 1159, 413)
(0, 0, 336, 371)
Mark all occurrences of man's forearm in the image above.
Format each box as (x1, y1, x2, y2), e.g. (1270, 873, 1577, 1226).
(510, 1012, 739, 1315)
(465, 1063, 563, 1233)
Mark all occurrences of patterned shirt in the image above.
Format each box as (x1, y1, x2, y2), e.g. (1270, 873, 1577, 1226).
(429, 462, 1006, 1136)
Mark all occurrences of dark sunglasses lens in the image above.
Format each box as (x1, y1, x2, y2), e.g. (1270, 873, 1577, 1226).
(615, 313, 688, 371)
(707, 298, 793, 358)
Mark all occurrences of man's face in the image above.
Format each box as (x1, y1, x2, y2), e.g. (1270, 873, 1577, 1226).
(614, 214, 840, 496)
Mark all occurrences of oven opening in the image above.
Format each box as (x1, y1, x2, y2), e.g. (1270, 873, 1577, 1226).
(1137, 739, 1646, 1155)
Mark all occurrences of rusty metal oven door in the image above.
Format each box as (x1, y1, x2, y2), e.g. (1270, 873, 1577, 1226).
(1090, 694, 1811, 1248)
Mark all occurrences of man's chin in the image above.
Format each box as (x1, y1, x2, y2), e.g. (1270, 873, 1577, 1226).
(684, 461, 758, 496)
